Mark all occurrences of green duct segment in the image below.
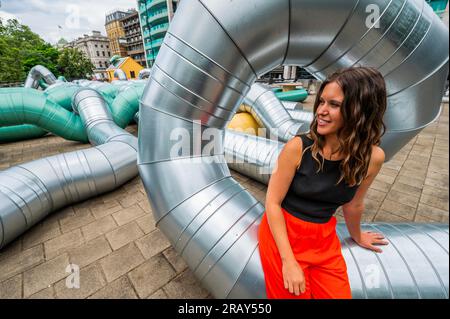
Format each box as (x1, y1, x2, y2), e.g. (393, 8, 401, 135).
(0, 84, 82, 143)
(274, 89, 308, 102)
(0, 65, 128, 143)
(110, 85, 145, 128)
(0, 88, 88, 143)
(0, 84, 145, 143)
(44, 84, 83, 110)
(0, 125, 48, 143)
(38, 79, 50, 90)
(96, 85, 120, 102)
(271, 87, 282, 93)
(44, 83, 119, 110)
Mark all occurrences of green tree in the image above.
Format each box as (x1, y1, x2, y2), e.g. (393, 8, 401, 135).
(0, 18, 59, 83)
(0, 18, 95, 83)
(23, 42, 60, 76)
(57, 47, 95, 81)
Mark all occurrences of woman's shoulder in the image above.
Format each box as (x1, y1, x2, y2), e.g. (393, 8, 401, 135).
(371, 145, 386, 162)
(369, 145, 385, 172)
(284, 135, 304, 154)
(288, 133, 313, 150)
(279, 135, 304, 169)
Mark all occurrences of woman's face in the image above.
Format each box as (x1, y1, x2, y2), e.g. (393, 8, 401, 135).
(316, 81, 345, 137)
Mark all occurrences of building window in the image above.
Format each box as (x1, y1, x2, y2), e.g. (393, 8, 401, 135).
(95, 44, 98, 47)
(102, 51, 105, 56)
(108, 52, 111, 57)
(99, 61, 103, 68)
(101, 45, 103, 48)
(97, 51, 100, 56)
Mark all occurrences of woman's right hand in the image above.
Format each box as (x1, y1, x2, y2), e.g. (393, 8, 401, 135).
(282, 259, 306, 296)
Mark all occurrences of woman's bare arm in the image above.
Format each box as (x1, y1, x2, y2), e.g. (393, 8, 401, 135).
(265, 136, 304, 295)
(342, 146, 389, 252)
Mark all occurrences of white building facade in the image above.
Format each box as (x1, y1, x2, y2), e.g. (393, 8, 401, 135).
(65, 31, 113, 80)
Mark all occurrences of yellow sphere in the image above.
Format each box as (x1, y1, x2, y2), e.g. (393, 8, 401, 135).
(227, 112, 261, 136)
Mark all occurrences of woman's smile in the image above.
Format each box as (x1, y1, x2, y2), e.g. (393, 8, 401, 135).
(318, 118, 331, 126)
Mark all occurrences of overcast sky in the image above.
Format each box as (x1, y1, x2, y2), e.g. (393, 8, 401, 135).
(0, 0, 138, 44)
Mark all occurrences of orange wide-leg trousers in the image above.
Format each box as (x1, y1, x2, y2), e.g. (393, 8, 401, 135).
(258, 208, 352, 299)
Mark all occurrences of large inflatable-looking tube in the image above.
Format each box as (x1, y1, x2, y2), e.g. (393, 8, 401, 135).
(288, 109, 314, 125)
(0, 125, 48, 143)
(45, 83, 84, 110)
(0, 88, 88, 142)
(83, 81, 120, 101)
(240, 83, 309, 142)
(275, 88, 309, 102)
(138, 0, 449, 299)
(0, 83, 142, 143)
(24, 65, 57, 89)
(114, 69, 128, 81)
(109, 85, 145, 128)
(281, 101, 303, 110)
(139, 68, 152, 79)
(240, 83, 311, 141)
(0, 82, 80, 143)
(225, 130, 283, 185)
(0, 89, 138, 249)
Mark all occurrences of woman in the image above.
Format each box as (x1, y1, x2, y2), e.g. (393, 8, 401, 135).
(258, 67, 390, 299)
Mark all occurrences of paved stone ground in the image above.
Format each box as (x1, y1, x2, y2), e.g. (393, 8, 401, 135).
(0, 98, 448, 299)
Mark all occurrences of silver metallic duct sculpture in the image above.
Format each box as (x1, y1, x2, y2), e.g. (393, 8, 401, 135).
(0, 89, 138, 249)
(288, 109, 315, 125)
(24, 65, 57, 89)
(226, 84, 313, 184)
(281, 100, 303, 110)
(138, 0, 449, 298)
(114, 69, 128, 81)
(138, 68, 152, 80)
(74, 79, 91, 86)
(239, 83, 314, 139)
(241, 83, 308, 142)
(224, 130, 283, 185)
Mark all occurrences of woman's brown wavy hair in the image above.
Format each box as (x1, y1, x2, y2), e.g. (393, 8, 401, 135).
(306, 67, 387, 187)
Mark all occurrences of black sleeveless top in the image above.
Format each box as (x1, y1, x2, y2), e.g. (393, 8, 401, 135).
(281, 134, 359, 224)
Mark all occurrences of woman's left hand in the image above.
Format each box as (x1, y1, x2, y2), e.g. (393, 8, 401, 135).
(355, 231, 389, 253)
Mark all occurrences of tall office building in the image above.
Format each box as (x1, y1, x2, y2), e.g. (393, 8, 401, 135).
(105, 9, 133, 57)
(121, 10, 146, 67)
(137, 0, 180, 67)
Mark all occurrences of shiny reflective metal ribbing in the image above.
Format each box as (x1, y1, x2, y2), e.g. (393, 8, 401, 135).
(114, 69, 128, 81)
(24, 65, 57, 89)
(138, 0, 449, 298)
(224, 130, 283, 185)
(281, 100, 303, 110)
(240, 83, 309, 141)
(225, 83, 313, 185)
(139, 68, 152, 79)
(0, 89, 138, 249)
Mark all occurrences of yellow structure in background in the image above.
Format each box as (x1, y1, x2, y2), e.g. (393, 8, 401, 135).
(227, 112, 262, 136)
(106, 56, 144, 82)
